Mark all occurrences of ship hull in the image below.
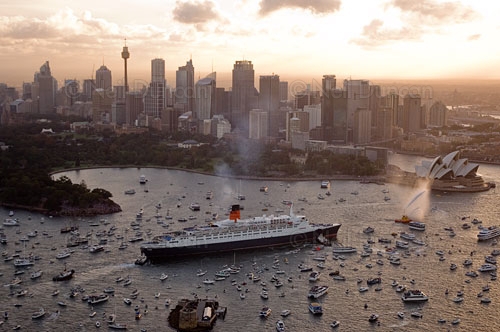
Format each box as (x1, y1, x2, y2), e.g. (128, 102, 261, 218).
(141, 224, 340, 263)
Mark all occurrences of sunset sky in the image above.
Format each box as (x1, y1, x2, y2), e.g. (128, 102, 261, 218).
(1, 0, 499, 88)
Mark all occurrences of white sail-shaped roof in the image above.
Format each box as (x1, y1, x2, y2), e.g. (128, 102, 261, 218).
(414, 151, 479, 179)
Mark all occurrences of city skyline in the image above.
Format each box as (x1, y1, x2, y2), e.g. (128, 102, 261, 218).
(1, 0, 499, 87)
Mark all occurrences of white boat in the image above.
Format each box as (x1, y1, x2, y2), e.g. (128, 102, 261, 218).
(13, 258, 34, 267)
(330, 320, 340, 328)
(139, 175, 147, 184)
(402, 290, 429, 302)
(108, 323, 127, 330)
(9, 210, 14, 217)
(56, 250, 71, 259)
(308, 302, 323, 315)
(332, 246, 357, 254)
(368, 313, 379, 322)
(276, 320, 285, 332)
(124, 189, 136, 195)
(160, 273, 168, 281)
(309, 271, 320, 281)
(308, 285, 329, 298)
(30, 270, 43, 279)
(31, 308, 45, 319)
(477, 226, 500, 241)
(280, 309, 291, 317)
(321, 180, 330, 189)
(478, 263, 497, 272)
(397, 312, 405, 319)
(203, 279, 215, 284)
(409, 221, 426, 231)
(123, 298, 132, 305)
(3, 218, 19, 226)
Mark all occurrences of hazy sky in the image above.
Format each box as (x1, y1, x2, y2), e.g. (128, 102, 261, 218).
(1, 0, 499, 87)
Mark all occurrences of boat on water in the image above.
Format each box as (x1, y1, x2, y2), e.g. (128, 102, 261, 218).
(52, 268, 75, 281)
(139, 175, 147, 184)
(332, 246, 356, 254)
(168, 298, 224, 331)
(478, 263, 497, 272)
(280, 309, 290, 317)
(308, 271, 320, 281)
(276, 320, 285, 332)
(141, 204, 340, 262)
(368, 313, 379, 322)
(409, 221, 426, 231)
(259, 307, 272, 318)
(308, 285, 329, 298)
(321, 180, 330, 189)
(308, 302, 323, 315)
(31, 308, 45, 319)
(124, 189, 136, 195)
(477, 226, 500, 241)
(395, 215, 412, 223)
(401, 290, 429, 302)
(3, 218, 19, 226)
(331, 320, 340, 328)
(30, 270, 43, 280)
(108, 323, 127, 330)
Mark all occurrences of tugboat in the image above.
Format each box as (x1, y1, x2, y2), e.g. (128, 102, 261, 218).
(395, 215, 412, 223)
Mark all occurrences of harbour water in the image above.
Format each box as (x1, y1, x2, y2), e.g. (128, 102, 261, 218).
(1, 154, 500, 331)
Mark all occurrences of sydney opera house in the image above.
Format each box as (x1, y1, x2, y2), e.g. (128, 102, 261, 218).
(414, 151, 494, 192)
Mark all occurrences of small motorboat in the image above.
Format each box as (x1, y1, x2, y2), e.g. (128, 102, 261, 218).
(280, 309, 291, 317)
(330, 320, 340, 328)
(368, 313, 379, 322)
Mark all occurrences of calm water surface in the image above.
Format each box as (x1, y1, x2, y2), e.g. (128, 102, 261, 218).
(1, 154, 499, 331)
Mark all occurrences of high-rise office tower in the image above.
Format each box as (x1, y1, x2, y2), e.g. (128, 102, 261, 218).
(121, 40, 130, 92)
(259, 75, 280, 137)
(429, 101, 447, 127)
(35, 61, 56, 114)
(249, 109, 268, 140)
(144, 58, 166, 118)
(381, 93, 399, 126)
(195, 72, 216, 121)
(95, 65, 112, 91)
(231, 60, 258, 134)
(82, 79, 95, 102)
(175, 59, 195, 113)
(279, 81, 288, 103)
(403, 94, 422, 133)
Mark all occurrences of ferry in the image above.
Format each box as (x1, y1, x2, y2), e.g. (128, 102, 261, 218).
(409, 221, 426, 231)
(477, 226, 500, 241)
(141, 204, 340, 262)
(401, 290, 429, 302)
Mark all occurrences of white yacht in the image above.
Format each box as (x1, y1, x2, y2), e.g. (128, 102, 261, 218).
(308, 285, 328, 299)
(478, 263, 497, 272)
(477, 226, 500, 241)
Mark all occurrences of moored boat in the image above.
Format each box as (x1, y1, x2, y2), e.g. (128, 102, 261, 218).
(395, 215, 412, 223)
(308, 302, 323, 315)
(401, 289, 429, 302)
(308, 285, 329, 298)
(52, 268, 75, 281)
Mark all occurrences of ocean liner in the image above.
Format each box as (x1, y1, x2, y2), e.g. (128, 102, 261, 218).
(140, 204, 341, 262)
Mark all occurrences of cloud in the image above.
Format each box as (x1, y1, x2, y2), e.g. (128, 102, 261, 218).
(172, 0, 220, 24)
(352, 0, 479, 48)
(387, 0, 478, 24)
(259, 0, 341, 16)
(467, 34, 480, 41)
(350, 19, 421, 47)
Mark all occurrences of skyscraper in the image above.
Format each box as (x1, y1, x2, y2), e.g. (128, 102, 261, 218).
(175, 59, 195, 113)
(194, 72, 216, 121)
(403, 94, 422, 133)
(144, 58, 166, 118)
(259, 75, 280, 137)
(35, 61, 56, 114)
(95, 65, 112, 91)
(231, 60, 258, 134)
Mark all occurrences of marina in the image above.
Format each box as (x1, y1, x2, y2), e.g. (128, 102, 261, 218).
(0, 154, 500, 331)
